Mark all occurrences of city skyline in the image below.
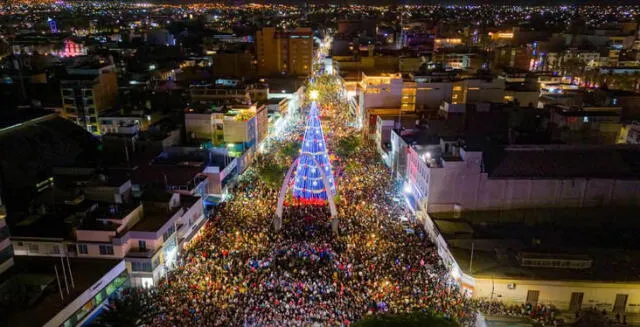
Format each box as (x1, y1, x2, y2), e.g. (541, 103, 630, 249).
(1, 1, 640, 326)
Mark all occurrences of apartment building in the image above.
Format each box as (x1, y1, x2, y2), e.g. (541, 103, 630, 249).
(256, 27, 313, 77)
(11, 193, 204, 288)
(189, 84, 252, 104)
(358, 73, 506, 138)
(184, 102, 268, 148)
(60, 63, 118, 135)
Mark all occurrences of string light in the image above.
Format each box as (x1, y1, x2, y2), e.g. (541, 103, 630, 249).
(292, 101, 336, 202)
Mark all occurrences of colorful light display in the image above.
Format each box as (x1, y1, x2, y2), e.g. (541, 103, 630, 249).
(292, 101, 336, 201)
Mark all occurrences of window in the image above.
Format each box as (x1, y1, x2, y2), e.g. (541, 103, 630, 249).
(131, 261, 153, 272)
(139, 240, 147, 251)
(78, 244, 88, 254)
(99, 245, 114, 255)
(163, 225, 176, 241)
(64, 99, 75, 105)
(67, 244, 77, 253)
(28, 244, 39, 253)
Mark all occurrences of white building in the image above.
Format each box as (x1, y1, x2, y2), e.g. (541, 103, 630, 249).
(404, 144, 640, 214)
(11, 193, 204, 288)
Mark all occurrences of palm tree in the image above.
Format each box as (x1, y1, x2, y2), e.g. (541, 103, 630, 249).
(91, 288, 157, 327)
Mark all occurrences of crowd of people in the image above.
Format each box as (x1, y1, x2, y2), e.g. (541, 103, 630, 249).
(130, 80, 479, 326)
(475, 300, 561, 326)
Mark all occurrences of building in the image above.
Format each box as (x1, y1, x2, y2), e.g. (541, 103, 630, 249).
(426, 207, 640, 317)
(548, 106, 622, 144)
(358, 74, 506, 137)
(399, 56, 425, 73)
(131, 147, 240, 196)
(504, 84, 539, 107)
(619, 122, 640, 144)
(184, 102, 268, 148)
(256, 27, 313, 77)
(11, 192, 204, 289)
(60, 63, 118, 134)
(403, 144, 640, 215)
(211, 52, 257, 78)
(2, 257, 128, 327)
(433, 38, 463, 51)
(98, 110, 165, 135)
(0, 115, 101, 226)
(189, 83, 252, 104)
(73, 200, 179, 288)
(450, 79, 506, 105)
(0, 182, 13, 275)
(494, 46, 533, 71)
(443, 53, 476, 70)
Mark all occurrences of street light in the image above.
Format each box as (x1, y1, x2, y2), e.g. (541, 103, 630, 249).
(310, 90, 319, 100)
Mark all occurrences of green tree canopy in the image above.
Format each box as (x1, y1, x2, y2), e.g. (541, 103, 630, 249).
(257, 162, 285, 188)
(335, 135, 361, 158)
(280, 140, 301, 160)
(91, 288, 157, 327)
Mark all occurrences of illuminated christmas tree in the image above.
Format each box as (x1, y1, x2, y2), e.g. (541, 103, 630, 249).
(292, 101, 336, 201)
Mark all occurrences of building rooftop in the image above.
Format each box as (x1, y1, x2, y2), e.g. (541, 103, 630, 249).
(482, 145, 640, 179)
(2, 256, 122, 327)
(130, 204, 181, 232)
(553, 109, 620, 117)
(90, 203, 139, 221)
(185, 100, 253, 115)
(431, 206, 640, 282)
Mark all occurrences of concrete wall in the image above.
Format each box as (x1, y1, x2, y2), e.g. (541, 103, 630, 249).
(415, 82, 453, 110)
(75, 230, 116, 243)
(224, 117, 252, 143)
(359, 79, 404, 110)
(12, 239, 66, 257)
(185, 113, 214, 140)
(428, 171, 640, 212)
(474, 277, 640, 313)
(421, 150, 640, 213)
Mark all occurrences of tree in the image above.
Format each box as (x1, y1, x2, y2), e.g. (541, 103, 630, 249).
(335, 135, 360, 158)
(352, 312, 459, 327)
(91, 288, 157, 327)
(280, 140, 300, 161)
(257, 162, 285, 188)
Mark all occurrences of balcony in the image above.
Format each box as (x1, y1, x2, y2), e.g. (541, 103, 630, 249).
(126, 248, 155, 258)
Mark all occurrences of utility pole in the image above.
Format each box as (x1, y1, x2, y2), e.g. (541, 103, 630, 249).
(60, 255, 70, 294)
(65, 254, 75, 288)
(54, 265, 64, 301)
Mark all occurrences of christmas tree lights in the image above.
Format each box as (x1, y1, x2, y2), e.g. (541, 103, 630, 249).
(292, 101, 336, 201)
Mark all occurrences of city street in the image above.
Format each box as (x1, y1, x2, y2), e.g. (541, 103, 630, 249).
(131, 36, 477, 326)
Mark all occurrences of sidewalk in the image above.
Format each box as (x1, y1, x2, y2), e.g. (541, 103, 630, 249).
(556, 311, 640, 326)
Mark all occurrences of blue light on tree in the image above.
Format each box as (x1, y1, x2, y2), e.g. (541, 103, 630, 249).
(292, 101, 336, 201)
